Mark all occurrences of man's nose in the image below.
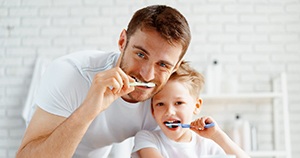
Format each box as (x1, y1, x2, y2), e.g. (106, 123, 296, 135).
(140, 64, 155, 82)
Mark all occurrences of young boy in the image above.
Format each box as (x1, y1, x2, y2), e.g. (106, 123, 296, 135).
(131, 61, 250, 158)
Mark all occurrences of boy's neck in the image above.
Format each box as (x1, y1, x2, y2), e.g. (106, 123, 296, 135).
(167, 130, 193, 143)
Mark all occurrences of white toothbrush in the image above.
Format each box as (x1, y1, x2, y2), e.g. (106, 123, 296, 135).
(129, 82, 156, 88)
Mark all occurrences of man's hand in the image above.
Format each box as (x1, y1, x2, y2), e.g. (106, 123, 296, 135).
(81, 67, 135, 116)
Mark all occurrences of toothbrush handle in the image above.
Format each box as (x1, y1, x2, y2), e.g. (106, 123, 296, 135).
(181, 124, 191, 128)
(181, 122, 215, 129)
(204, 122, 215, 128)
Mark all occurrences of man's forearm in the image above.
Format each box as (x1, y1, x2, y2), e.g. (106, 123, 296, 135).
(16, 105, 97, 158)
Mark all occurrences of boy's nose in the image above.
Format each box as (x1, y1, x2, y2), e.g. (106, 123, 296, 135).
(165, 106, 176, 116)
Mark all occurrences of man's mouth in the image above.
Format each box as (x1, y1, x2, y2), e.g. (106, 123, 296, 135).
(132, 76, 139, 82)
(131, 77, 155, 88)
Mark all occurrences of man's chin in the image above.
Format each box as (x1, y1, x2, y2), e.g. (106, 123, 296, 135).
(122, 92, 152, 103)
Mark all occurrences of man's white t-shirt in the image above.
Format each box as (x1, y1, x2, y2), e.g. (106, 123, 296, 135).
(34, 50, 158, 157)
(132, 130, 226, 158)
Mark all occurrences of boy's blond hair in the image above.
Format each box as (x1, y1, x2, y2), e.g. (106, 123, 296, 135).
(169, 61, 205, 99)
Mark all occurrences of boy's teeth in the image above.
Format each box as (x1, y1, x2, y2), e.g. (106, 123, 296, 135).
(164, 120, 181, 125)
(164, 121, 175, 124)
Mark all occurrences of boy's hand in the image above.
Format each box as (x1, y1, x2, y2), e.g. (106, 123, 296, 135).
(190, 116, 220, 139)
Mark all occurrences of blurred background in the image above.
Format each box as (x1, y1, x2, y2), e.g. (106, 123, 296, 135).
(1, 0, 300, 157)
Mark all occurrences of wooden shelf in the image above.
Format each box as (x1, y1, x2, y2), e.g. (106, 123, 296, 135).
(201, 92, 282, 99)
(200, 73, 291, 158)
(249, 150, 286, 157)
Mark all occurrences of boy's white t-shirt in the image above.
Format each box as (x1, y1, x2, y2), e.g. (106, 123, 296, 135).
(132, 130, 226, 158)
(34, 50, 158, 157)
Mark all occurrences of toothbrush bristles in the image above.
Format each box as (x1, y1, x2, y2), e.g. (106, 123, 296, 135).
(129, 82, 156, 87)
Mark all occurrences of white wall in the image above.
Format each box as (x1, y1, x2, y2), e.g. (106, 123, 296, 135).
(1, 0, 300, 157)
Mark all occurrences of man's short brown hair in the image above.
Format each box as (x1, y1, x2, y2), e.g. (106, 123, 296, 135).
(126, 5, 191, 60)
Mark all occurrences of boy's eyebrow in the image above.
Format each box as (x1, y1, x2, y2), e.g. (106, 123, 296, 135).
(133, 45, 175, 67)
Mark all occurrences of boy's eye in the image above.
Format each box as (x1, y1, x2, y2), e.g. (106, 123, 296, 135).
(175, 101, 183, 105)
(137, 52, 145, 58)
(156, 103, 164, 107)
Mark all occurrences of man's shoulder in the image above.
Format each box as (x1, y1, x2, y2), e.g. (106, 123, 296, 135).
(53, 50, 120, 71)
(63, 50, 119, 63)
(69, 50, 119, 57)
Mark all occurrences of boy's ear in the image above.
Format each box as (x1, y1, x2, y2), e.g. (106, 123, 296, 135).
(193, 98, 203, 115)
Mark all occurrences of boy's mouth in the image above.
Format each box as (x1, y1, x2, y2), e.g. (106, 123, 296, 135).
(164, 120, 181, 128)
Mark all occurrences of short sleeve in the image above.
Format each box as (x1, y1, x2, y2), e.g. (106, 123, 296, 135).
(35, 58, 89, 117)
(131, 130, 160, 158)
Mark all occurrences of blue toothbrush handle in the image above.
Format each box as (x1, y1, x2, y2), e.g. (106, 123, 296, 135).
(181, 122, 215, 129)
(181, 124, 191, 128)
(204, 122, 215, 128)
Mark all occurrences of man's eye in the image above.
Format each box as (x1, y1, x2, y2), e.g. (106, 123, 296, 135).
(158, 62, 167, 68)
(137, 52, 145, 58)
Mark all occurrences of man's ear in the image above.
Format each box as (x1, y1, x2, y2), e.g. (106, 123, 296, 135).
(118, 29, 127, 52)
(116, 29, 127, 67)
(193, 98, 203, 115)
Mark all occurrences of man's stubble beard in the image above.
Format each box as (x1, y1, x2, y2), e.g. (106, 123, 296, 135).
(119, 54, 161, 102)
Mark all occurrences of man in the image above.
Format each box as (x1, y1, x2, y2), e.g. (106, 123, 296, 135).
(16, 5, 191, 158)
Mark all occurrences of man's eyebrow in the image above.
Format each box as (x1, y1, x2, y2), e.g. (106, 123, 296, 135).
(133, 45, 175, 67)
(133, 45, 149, 56)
